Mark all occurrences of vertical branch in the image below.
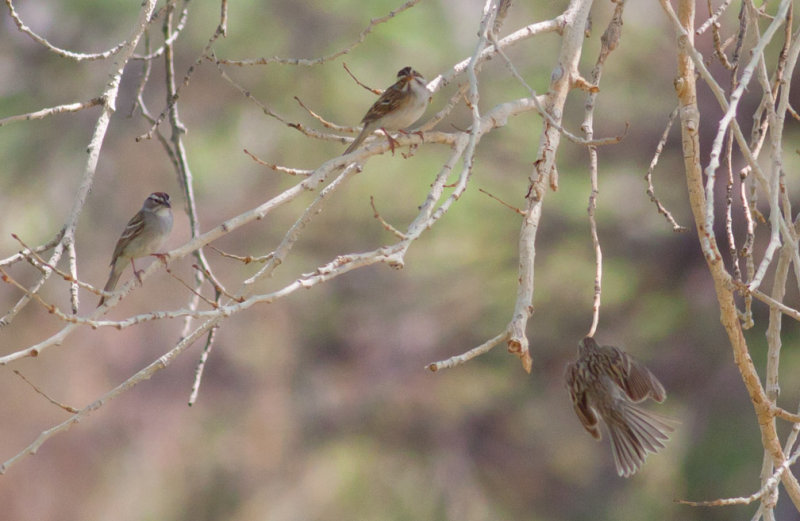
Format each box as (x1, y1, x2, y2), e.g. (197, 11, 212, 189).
(164, 5, 201, 262)
(162, 3, 227, 402)
(218, 0, 228, 36)
(581, 0, 624, 337)
(724, 131, 740, 281)
(761, 244, 792, 514)
(663, 0, 800, 509)
(188, 326, 218, 406)
(725, 131, 753, 327)
(66, 240, 79, 314)
(585, 153, 601, 339)
(506, 0, 594, 371)
(645, 107, 687, 232)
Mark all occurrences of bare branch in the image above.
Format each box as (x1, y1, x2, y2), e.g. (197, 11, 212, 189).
(697, 0, 735, 35)
(678, 444, 800, 507)
(645, 107, 688, 232)
(5, 0, 129, 61)
(243, 149, 313, 176)
(0, 317, 212, 474)
(0, 98, 103, 127)
(370, 196, 407, 239)
(477, 188, 524, 216)
(188, 327, 218, 406)
(216, 0, 424, 67)
(12, 370, 78, 413)
(343, 62, 384, 95)
(427, 331, 510, 372)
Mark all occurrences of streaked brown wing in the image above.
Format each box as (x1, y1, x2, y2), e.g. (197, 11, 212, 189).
(361, 76, 411, 124)
(565, 362, 601, 439)
(110, 211, 145, 264)
(599, 344, 665, 403)
(626, 359, 666, 402)
(596, 344, 628, 389)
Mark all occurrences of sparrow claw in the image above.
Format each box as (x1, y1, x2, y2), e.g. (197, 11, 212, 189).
(381, 128, 399, 156)
(151, 252, 170, 266)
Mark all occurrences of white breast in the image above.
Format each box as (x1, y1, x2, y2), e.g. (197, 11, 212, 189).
(381, 79, 431, 130)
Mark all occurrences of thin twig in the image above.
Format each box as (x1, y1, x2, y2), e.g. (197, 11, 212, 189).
(243, 149, 313, 176)
(712, 19, 735, 69)
(644, 107, 688, 232)
(343, 62, 383, 94)
(131, 0, 190, 61)
(163, 265, 218, 308)
(294, 96, 349, 131)
(129, 30, 154, 117)
(188, 327, 218, 406)
(243, 164, 362, 287)
(427, 331, 510, 372)
(216, 0, 423, 67)
(697, 0, 736, 34)
(0, 228, 64, 268)
(209, 245, 273, 265)
(478, 188, 524, 215)
(5, 0, 129, 61)
(418, 83, 469, 131)
(11, 234, 98, 292)
(724, 130, 742, 282)
(0, 316, 211, 475)
(12, 370, 78, 413)
(369, 196, 407, 239)
(0, 98, 103, 127)
(136, 15, 227, 142)
(192, 263, 241, 302)
(211, 58, 343, 142)
(581, 0, 628, 337)
(677, 444, 800, 507)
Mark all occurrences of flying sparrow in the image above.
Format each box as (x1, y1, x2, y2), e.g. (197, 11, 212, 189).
(98, 192, 173, 306)
(565, 336, 674, 477)
(343, 66, 431, 155)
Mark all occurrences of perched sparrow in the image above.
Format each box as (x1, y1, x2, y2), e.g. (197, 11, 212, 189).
(565, 336, 674, 477)
(98, 192, 173, 306)
(343, 66, 431, 155)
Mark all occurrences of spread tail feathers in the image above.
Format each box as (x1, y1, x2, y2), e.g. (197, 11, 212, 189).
(607, 401, 675, 477)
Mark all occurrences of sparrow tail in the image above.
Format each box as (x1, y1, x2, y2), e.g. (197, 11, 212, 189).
(98, 263, 123, 307)
(344, 127, 368, 155)
(607, 401, 674, 477)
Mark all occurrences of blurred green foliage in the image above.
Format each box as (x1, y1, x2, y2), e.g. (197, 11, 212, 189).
(2, 0, 799, 520)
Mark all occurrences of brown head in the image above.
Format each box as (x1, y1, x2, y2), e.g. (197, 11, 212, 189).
(396, 66, 424, 83)
(577, 336, 598, 356)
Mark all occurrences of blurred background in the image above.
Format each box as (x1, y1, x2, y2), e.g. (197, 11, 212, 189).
(2, 0, 800, 519)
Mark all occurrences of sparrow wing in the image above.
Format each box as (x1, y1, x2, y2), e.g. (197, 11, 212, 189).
(110, 210, 146, 265)
(598, 344, 665, 403)
(565, 362, 601, 439)
(360, 76, 411, 124)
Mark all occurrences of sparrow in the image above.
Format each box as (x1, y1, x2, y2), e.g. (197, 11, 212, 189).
(98, 192, 173, 306)
(565, 336, 674, 477)
(344, 66, 431, 155)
